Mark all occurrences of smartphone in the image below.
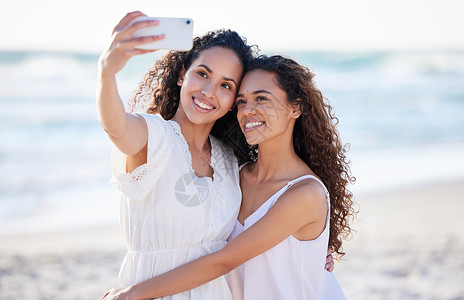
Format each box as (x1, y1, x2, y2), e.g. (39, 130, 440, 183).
(129, 16, 194, 51)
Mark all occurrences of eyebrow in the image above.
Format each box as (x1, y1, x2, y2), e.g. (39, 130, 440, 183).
(197, 64, 238, 87)
(236, 90, 272, 98)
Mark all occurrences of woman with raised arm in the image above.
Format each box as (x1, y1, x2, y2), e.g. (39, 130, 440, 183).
(98, 11, 255, 299)
(102, 54, 355, 300)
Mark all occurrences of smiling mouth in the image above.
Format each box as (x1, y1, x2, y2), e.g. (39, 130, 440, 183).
(193, 98, 215, 110)
(245, 121, 265, 129)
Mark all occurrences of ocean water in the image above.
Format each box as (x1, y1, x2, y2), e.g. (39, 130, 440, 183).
(1, 50, 463, 235)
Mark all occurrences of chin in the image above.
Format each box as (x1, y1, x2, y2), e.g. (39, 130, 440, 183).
(245, 135, 261, 146)
(183, 109, 211, 123)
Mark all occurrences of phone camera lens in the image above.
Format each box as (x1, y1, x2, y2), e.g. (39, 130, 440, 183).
(186, 20, 191, 25)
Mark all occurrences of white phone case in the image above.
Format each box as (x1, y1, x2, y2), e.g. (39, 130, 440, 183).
(129, 16, 194, 51)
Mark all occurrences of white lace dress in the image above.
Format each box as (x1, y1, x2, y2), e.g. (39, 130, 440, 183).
(110, 113, 241, 299)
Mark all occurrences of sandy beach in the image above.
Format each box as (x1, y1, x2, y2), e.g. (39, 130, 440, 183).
(0, 227, 125, 299)
(1, 179, 463, 299)
(337, 178, 464, 299)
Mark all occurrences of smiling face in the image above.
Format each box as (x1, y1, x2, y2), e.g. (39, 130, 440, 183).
(177, 47, 243, 126)
(236, 70, 301, 145)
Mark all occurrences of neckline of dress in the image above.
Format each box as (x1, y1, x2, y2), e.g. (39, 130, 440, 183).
(237, 174, 325, 227)
(166, 119, 218, 182)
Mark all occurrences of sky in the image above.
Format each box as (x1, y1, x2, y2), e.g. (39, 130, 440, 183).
(0, 0, 463, 53)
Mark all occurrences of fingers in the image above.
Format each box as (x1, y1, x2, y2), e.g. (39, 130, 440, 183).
(101, 290, 110, 300)
(325, 260, 334, 272)
(134, 48, 160, 55)
(111, 15, 162, 50)
(327, 247, 333, 256)
(124, 19, 160, 37)
(325, 247, 335, 272)
(99, 12, 164, 76)
(113, 11, 147, 34)
(126, 34, 165, 49)
(326, 252, 333, 263)
(110, 35, 164, 59)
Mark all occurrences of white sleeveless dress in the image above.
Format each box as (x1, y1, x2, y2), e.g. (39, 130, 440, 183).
(110, 113, 241, 299)
(226, 175, 346, 300)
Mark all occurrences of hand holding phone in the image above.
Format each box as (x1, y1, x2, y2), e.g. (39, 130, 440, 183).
(129, 16, 194, 51)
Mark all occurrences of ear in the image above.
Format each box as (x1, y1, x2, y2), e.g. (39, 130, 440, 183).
(177, 66, 186, 86)
(290, 99, 302, 119)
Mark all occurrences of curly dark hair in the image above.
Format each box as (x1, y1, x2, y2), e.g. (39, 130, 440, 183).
(245, 55, 357, 257)
(128, 29, 256, 162)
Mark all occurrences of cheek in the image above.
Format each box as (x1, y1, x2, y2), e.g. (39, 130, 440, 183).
(179, 78, 197, 101)
(218, 92, 236, 110)
(236, 106, 244, 119)
(181, 74, 200, 90)
(262, 103, 290, 120)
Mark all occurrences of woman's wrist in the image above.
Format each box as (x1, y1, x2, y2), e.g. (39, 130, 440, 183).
(98, 66, 117, 82)
(126, 284, 143, 300)
(97, 55, 119, 81)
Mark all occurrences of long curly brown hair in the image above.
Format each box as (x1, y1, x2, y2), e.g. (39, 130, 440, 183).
(128, 29, 256, 162)
(246, 55, 356, 257)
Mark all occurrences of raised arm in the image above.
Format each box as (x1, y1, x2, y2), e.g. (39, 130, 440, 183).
(97, 11, 164, 156)
(102, 180, 328, 300)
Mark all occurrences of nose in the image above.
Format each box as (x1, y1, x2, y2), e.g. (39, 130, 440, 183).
(201, 82, 217, 99)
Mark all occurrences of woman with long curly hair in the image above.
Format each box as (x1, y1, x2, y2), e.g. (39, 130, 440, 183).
(98, 11, 255, 299)
(103, 54, 355, 300)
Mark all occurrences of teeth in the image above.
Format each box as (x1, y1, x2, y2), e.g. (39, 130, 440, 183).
(245, 121, 264, 129)
(194, 98, 214, 110)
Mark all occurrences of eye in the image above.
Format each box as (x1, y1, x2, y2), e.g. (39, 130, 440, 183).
(236, 98, 246, 105)
(197, 71, 207, 78)
(256, 96, 268, 102)
(221, 83, 232, 90)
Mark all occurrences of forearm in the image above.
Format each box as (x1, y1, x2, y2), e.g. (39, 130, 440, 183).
(96, 11, 159, 143)
(96, 72, 129, 137)
(128, 252, 233, 299)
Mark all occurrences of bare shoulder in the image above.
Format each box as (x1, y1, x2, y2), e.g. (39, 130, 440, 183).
(290, 178, 326, 199)
(279, 178, 328, 216)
